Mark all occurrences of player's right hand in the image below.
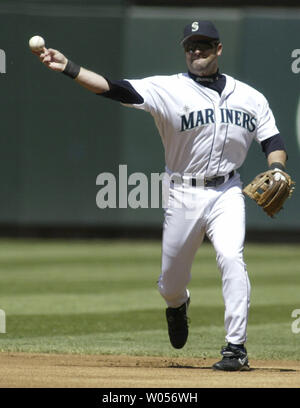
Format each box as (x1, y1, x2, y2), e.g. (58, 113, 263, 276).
(39, 48, 68, 72)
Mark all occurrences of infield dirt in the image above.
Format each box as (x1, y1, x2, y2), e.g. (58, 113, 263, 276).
(0, 353, 299, 388)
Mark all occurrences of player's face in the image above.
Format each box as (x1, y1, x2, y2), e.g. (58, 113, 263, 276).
(184, 37, 222, 76)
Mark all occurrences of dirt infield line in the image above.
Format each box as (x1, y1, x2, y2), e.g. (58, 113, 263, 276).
(0, 353, 299, 388)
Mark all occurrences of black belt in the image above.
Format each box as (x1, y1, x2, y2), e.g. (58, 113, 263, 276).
(191, 170, 235, 188)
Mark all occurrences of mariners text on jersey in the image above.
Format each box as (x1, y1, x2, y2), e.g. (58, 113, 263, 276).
(180, 108, 257, 132)
(123, 73, 279, 176)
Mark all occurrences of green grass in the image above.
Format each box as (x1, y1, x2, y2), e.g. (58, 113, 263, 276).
(0, 239, 299, 360)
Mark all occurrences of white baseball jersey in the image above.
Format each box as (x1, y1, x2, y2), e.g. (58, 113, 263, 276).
(119, 71, 279, 345)
(124, 73, 279, 177)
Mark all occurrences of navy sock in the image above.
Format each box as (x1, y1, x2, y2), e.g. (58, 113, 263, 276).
(229, 343, 245, 350)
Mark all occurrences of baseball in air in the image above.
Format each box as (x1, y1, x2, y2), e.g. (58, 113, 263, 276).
(29, 35, 45, 52)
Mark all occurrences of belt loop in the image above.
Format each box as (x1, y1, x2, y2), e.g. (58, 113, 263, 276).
(224, 170, 235, 184)
(224, 173, 230, 184)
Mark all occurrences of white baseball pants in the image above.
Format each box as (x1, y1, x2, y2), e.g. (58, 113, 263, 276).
(158, 173, 251, 345)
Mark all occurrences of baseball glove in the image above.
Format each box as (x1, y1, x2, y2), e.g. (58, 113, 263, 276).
(243, 169, 295, 217)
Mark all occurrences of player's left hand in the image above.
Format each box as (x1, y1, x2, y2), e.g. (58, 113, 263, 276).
(243, 169, 295, 217)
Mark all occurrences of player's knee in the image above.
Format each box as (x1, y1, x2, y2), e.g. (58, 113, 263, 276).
(216, 249, 244, 270)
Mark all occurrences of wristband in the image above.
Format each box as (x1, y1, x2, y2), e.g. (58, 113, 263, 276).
(62, 60, 81, 79)
(269, 162, 285, 171)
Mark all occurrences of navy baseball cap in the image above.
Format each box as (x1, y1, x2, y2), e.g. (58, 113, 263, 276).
(181, 20, 220, 44)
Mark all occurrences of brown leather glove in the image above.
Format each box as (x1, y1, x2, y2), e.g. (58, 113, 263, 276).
(243, 169, 295, 217)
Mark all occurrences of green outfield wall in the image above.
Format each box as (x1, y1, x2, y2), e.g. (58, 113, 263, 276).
(0, 1, 299, 231)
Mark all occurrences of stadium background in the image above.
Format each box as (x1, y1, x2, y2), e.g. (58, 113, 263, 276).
(0, 0, 299, 240)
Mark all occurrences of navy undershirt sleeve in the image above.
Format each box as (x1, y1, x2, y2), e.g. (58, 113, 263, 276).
(261, 133, 287, 157)
(99, 79, 144, 104)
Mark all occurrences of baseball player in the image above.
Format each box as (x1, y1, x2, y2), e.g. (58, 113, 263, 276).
(36, 20, 288, 371)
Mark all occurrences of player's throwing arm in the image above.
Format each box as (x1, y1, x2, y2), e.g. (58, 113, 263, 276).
(29, 35, 110, 94)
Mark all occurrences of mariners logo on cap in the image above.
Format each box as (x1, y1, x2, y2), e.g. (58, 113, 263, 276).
(191, 22, 199, 32)
(181, 20, 220, 45)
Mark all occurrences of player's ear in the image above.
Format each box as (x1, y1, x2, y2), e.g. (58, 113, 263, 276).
(216, 42, 223, 57)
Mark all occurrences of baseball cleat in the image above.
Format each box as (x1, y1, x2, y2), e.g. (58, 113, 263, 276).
(212, 343, 250, 371)
(166, 297, 190, 349)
